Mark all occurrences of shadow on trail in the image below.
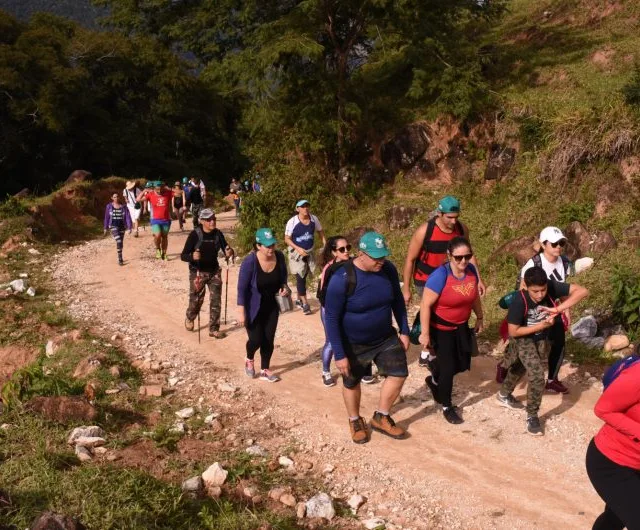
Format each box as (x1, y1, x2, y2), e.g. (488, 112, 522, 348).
(271, 347, 322, 377)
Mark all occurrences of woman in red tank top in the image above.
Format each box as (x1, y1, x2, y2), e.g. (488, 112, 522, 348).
(418, 237, 485, 424)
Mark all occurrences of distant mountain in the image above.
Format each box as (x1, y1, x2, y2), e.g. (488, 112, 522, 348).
(0, 0, 107, 28)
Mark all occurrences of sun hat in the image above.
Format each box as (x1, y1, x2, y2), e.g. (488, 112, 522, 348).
(199, 208, 215, 220)
(255, 228, 277, 246)
(296, 199, 310, 208)
(125, 180, 136, 190)
(358, 231, 390, 259)
(539, 226, 566, 244)
(437, 195, 461, 214)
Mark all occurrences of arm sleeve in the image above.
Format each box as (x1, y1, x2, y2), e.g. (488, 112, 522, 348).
(386, 262, 410, 335)
(284, 217, 295, 236)
(507, 295, 525, 326)
(180, 232, 198, 263)
(218, 232, 229, 251)
(312, 214, 323, 231)
(425, 266, 447, 295)
(103, 205, 110, 230)
(237, 255, 254, 306)
(595, 369, 640, 440)
(324, 271, 348, 360)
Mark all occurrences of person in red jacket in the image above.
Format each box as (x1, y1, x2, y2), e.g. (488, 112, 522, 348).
(586, 344, 640, 530)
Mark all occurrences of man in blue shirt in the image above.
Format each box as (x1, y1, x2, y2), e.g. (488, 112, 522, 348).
(324, 232, 410, 444)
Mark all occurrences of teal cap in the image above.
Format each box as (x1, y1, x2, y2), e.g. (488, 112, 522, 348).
(437, 195, 461, 214)
(296, 199, 310, 208)
(144, 181, 153, 188)
(255, 228, 277, 246)
(182, 177, 188, 184)
(358, 231, 390, 259)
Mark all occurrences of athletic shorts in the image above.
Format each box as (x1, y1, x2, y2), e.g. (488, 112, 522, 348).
(150, 220, 171, 235)
(342, 334, 408, 389)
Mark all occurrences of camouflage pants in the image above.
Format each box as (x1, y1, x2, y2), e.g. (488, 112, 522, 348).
(500, 338, 549, 417)
(186, 270, 222, 332)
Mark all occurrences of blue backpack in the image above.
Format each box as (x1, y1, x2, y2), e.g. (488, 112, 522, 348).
(602, 354, 640, 389)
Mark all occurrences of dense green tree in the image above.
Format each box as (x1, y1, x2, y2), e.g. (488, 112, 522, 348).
(0, 9, 242, 196)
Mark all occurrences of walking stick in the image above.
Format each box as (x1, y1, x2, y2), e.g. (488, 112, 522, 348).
(197, 310, 201, 344)
(224, 263, 229, 325)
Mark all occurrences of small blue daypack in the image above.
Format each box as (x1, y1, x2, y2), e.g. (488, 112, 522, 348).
(602, 354, 640, 389)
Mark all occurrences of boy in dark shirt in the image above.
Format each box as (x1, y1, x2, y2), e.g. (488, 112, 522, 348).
(496, 267, 588, 436)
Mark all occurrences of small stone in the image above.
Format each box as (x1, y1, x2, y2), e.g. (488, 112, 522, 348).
(139, 385, 163, 397)
(279, 493, 297, 507)
(93, 446, 108, 455)
(209, 418, 224, 433)
(348, 494, 366, 514)
(106, 453, 118, 462)
(9, 279, 26, 292)
(245, 438, 255, 446)
(269, 487, 287, 501)
(175, 407, 195, 419)
(363, 518, 386, 530)
(251, 494, 263, 504)
(204, 413, 219, 424)
(604, 335, 630, 352)
(75, 445, 92, 462)
(74, 436, 106, 448)
(246, 444, 268, 457)
(171, 422, 186, 434)
(67, 426, 105, 445)
(182, 476, 204, 497)
(19, 273, 28, 278)
(279, 456, 294, 468)
(218, 382, 237, 393)
(305, 492, 335, 520)
(110, 333, 122, 342)
(297, 460, 313, 471)
(27, 248, 40, 255)
(26, 287, 36, 297)
(109, 366, 121, 378)
(45, 340, 56, 358)
(322, 464, 335, 475)
(207, 485, 222, 498)
(168, 377, 180, 387)
(296, 502, 306, 519)
(243, 486, 258, 498)
(202, 462, 228, 487)
(0, 423, 12, 430)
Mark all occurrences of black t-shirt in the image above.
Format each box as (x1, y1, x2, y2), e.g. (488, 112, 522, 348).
(189, 186, 203, 205)
(507, 280, 571, 340)
(180, 228, 227, 273)
(256, 259, 280, 308)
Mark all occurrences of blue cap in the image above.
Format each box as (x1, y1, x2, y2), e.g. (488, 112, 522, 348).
(296, 199, 310, 208)
(255, 228, 277, 246)
(358, 231, 390, 259)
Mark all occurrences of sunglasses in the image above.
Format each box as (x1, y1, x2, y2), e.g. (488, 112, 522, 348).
(452, 253, 473, 262)
(334, 245, 352, 253)
(548, 240, 566, 248)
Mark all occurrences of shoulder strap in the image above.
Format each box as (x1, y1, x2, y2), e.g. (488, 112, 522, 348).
(195, 227, 204, 250)
(561, 255, 571, 276)
(520, 290, 528, 317)
(422, 218, 437, 250)
(343, 259, 358, 297)
(532, 253, 543, 268)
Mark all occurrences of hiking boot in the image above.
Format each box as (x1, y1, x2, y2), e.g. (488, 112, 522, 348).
(443, 406, 464, 425)
(425, 375, 441, 404)
(349, 417, 370, 444)
(496, 392, 524, 409)
(418, 350, 430, 368)
(302, 303, 312, 315)
(496, 363, 508, 384)
(322, 373, 336, 387)
(527, 416, 544, 436)
(245, 359, 255, 378)
(209, 330, 227, 339)
(361, 375, 376, 385)
(184, 318, 194, 332)
(155, 249, 162, 259)
(259, 369, 280, 383)
(545, 379, 569, 394)
(370, 412, 406, 439)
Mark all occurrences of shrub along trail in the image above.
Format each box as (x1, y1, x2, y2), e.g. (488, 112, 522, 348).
(52, 209, 604, 530)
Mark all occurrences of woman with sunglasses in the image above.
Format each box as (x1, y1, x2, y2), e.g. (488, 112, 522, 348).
(237, 228, 291, 382)
(318, 236, 352, 387)
(418, 236, 484, 424)
(103, 191, 132, 266)
(518, 226, 572, 394)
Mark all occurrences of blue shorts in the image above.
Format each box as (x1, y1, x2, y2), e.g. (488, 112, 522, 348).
(150, 220, 171, 235)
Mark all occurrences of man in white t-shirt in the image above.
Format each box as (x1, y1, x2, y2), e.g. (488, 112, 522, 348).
(519, 226, 572, 394)
(123, 181, 142, 237)
(284, 199, 327, 315)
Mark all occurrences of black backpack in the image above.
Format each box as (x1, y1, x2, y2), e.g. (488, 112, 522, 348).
(515, 253, 572, 290)
(317, 259, 394, 307)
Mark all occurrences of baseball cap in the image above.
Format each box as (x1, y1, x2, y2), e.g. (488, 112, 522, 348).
(255, 228, 277, 246)
(296, 199, 310, 208)
(144, 181, 153, 188)
(437, 195, 461, 214)
(539, 226, 566, 244)
(182, 177, 188, 184)
(358, 231, 390, 259)
(199, 208, 215, 220)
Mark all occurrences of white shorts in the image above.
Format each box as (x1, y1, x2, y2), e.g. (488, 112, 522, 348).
(127, 204, 141, 222)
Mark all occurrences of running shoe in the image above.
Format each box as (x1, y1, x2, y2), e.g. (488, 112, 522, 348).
(443, 407, 463, 425)
(418, 350, 430, 367)
(361, 375, 376, 384)
(496, 392, 524, 409)
(302, 303, 312, 315)
(245, 359, 255, 378)
(425, 375, 441, 404)
(322, 373, 336, 387)
(295, 299, 303, 309)
(527, 416, 544, 436)
(259, 369, 280, 383)
(545, 379, 569, 394)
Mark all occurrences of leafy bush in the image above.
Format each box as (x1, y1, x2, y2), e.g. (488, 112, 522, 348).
(611, 266, 640, 339)
(558, 202, 594, 226)
(0, 195, 28, 218)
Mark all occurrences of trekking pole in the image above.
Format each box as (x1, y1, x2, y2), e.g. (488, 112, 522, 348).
(224, 259, 229, 325)
(195, 270, 202, 344)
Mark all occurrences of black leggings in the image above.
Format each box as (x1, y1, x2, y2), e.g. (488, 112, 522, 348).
(246, 304, 279, 370)
(429, 328, 459, 408)
(548, 316, 565, 379)
(586, 438, 640, 530)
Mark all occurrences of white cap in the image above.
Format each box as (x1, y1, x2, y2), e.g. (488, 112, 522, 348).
(539, 226, 566, 244)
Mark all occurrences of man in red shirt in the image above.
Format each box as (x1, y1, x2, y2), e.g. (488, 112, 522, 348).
(137, 181, 173, 260)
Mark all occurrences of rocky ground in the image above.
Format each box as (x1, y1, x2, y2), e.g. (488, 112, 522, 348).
(46, 210, 611, 529)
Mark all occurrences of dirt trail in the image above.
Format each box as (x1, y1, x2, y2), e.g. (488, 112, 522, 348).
(52, 210, 605, 529)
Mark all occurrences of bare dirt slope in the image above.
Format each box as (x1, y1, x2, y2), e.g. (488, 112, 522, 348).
(51, 209, 605, 529)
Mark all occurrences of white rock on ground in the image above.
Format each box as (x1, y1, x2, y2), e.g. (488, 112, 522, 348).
(67, 426, 105, 445)
(246, 444, 268, 457)
(45, 340, 56, 358)
(74, 436, 106, 448)
(204, 413, 219, 424)
(571, 316, 598, 339)
(305, 492, 335, 520)
(574, 257, 594, 274)
(278, 456, 294, 467)
(604, 334, 630, 352)
(202, 462, 228, 487)
(182, 476, 204, 495)
(363, 518, 386, 530)
(348, 494, 366, 514)
(26, 287, 36, 297)
(9, 279, 27, 292)
(171, 422, 186, 434)
(75, 445, 92, 462)
(175, 407, 195, 419)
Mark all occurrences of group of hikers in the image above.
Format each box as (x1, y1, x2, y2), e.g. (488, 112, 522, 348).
(103, 181, 639, 530)
(229, 175, 261, 217)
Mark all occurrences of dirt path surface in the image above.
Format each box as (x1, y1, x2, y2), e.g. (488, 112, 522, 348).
(51, 210, 605, 529)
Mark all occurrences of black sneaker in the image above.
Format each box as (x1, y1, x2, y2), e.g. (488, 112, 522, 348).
(443, 406, 463, 425)
(496, 392, 524, 409)
(295, 299, 303, 309)
(322, 373, 336, 387)
(361, 375, 376, 384)
(527, 416, 543, 436)
(302, 303, 312, 315)
(425, 376, 441, 404)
